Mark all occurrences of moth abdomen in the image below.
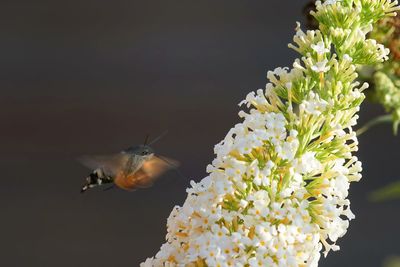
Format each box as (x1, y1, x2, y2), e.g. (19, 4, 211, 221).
(80, 168, 113, 193)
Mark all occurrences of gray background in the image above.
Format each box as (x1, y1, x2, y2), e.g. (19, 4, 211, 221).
(1, 0, 399, 266)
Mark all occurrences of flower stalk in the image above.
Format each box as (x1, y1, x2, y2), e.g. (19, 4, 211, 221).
(141, 1, 399, 266)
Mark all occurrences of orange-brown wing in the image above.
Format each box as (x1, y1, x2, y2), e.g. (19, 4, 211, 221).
(113, 156, 179, 191)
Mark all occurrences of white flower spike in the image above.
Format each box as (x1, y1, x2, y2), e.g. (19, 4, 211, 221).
(141, 0, 400, 266)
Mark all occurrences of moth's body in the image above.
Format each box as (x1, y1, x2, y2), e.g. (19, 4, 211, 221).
(80, 144, 175, 193)
(80, 168, 113, 193)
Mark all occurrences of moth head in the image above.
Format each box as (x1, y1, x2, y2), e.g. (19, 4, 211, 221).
(126, 145, 154, 157)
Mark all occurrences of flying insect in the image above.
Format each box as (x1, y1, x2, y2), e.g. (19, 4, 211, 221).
(79, 133, 178, 193)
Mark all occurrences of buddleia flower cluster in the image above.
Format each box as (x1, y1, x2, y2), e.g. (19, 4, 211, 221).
(141, 1, 399, 266)
(360, 12, 400, 133)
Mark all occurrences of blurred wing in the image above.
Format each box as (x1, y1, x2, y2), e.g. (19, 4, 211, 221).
(114, 155, 179, 191)
(78, 153, 130, 176)
(140, 155, 179, 186)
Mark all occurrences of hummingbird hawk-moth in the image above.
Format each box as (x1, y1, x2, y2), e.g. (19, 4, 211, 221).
(79, 133, 179, 193)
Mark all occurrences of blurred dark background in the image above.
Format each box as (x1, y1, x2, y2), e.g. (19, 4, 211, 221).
(1, 0, 399, 266)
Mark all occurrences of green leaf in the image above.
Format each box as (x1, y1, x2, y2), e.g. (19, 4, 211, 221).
(383, 256, 400, 267)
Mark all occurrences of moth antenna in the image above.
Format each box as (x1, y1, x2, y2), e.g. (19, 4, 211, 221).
(143, 134, 150, 145)
(148, 130, 169, 146)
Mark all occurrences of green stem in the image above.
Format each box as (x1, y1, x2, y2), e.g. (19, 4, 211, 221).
(368, 181, 400, 202)
(356, 114, 392, 136)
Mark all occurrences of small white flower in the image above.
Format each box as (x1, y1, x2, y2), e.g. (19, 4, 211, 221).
(279, 138, 299, 160)
(140, 258, 154, 267)
(324, 0, 338, 5)
(301, 91, 329, 115)
(311, 59, 331, 73)
(294, 152, 322, 174)
(311, 41, 330, 55)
